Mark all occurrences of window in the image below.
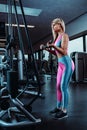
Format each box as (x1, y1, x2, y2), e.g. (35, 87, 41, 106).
(24, 54, 28, 60)
(68, 37, 83, 56)
(86, 35, 87, 52)
(43, 50, 49, 60)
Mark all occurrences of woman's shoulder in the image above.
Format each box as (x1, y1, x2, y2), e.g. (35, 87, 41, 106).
(62, 33, 69, 39)
(62, 32, 68, 37)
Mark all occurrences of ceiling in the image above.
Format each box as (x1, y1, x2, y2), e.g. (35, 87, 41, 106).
(0, 0, 87, 52)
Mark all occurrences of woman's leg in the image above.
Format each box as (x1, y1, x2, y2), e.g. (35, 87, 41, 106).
(56, 63, 65, 108)
(61, 61, 74, 110)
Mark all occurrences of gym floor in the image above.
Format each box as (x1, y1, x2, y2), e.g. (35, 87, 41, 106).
(1, 74, 87, 130)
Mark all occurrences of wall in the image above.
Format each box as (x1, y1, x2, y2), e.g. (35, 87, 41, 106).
(66, 13, 87, 38)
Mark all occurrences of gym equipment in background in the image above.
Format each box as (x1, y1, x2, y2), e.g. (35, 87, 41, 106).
(0, 0, 41, 127)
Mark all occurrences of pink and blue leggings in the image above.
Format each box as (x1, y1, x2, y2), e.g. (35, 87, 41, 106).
(56, 55, 75, 109)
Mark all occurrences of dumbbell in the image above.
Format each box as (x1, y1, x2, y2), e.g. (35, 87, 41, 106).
(40, 44, 48, 50)
(40, 40, 52, 50)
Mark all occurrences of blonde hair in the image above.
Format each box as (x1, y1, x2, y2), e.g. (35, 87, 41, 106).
(51, 18, 65, 41)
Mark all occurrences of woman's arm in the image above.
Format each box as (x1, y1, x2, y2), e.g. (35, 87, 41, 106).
(40, 43, 56, 56)
(48, 34, 69, 55)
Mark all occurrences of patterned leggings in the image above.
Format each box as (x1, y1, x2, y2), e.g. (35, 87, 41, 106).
(56, 55, 75, 109)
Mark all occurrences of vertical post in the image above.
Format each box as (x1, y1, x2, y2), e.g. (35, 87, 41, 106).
(18, 50, 23, 80)
(18, 0, 41, 96)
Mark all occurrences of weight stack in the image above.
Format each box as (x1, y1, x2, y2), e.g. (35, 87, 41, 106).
(7, 70, 18, 98)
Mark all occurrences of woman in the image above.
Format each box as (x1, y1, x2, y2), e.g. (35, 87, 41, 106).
(40, 18, 75, 119)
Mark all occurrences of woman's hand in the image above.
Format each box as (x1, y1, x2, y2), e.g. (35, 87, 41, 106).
(47, 42, 54, 48)
(40, 44, 44, 50)
(40, 40, 54, 50)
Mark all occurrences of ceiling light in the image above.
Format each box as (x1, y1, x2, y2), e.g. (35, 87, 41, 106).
(0, 39, 6, 41)
(5, 23, 35, 28)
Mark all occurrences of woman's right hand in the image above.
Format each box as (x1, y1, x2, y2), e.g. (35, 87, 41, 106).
(40, 44, 44, 50)
(40, 44, 50, 50)
(40, 42, 52, 50)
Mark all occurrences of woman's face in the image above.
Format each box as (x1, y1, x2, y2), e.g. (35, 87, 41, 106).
(53, 23, 62, 32)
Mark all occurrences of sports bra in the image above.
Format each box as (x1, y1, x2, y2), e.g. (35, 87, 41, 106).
(54, 34, 63, 47)
(54, 34, 63, 55)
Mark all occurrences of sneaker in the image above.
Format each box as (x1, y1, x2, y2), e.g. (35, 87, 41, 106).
(49, 107, 61, 114)
(54, 111, 68, 119)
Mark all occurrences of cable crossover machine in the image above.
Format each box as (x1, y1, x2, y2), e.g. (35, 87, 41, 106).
(0, 0, 42, 127)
